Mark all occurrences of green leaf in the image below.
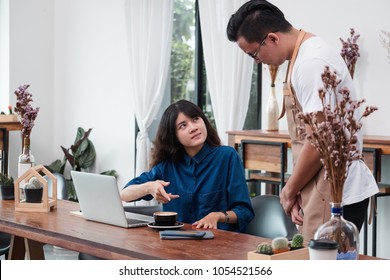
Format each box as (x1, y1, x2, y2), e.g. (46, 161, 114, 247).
(77, 141, 96, 169)
(45, 159, 65, 175)
(100, 170, 118, 178)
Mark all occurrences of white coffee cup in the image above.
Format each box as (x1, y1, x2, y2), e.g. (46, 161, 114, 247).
(309, 239, 338, 260)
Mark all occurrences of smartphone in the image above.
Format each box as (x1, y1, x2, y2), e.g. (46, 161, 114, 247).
(160, 230, 206, 239)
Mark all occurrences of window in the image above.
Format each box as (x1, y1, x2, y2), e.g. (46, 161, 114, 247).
(170, 0, 262, 130)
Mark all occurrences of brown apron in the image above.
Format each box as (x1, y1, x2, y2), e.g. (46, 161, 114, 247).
(279, 30, 332, 242)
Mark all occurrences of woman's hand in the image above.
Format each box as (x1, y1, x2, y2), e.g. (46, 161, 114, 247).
(148, 180, 179, 204)
(192, 212, 221, 229)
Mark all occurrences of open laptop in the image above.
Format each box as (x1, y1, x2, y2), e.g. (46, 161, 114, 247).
(71, 171, 154, 228)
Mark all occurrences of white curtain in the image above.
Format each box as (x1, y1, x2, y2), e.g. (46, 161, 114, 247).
(124, 0, 173, 176)
(198, 0, 253, 144)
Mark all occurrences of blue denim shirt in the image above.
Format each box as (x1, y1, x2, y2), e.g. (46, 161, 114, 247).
(124, 143, 254, 232)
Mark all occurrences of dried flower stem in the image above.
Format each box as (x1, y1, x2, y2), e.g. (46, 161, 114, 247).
(297, 66, 377, 203)
(340, 28, 360, 79)
(14, 84, 40, 139)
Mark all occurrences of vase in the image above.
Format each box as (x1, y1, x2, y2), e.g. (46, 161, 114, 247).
(18, 137, 35, 177)
(314, 202, 360, 260)
(266, 86, 279, 131)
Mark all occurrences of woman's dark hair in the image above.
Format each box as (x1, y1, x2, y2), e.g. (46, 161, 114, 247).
(226, 0, 292, 44)
(151, 100, 221, 166)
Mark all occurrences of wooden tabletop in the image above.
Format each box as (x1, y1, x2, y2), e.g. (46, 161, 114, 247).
(0, 200, 266, 260)
(0, 200, 381, 260)
(0, 121, 23, 131)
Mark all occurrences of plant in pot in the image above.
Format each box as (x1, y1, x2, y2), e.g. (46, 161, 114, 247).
(24, 177, 43, 203)
(45, 127, 116, 201)
(0, 172, 15, 200)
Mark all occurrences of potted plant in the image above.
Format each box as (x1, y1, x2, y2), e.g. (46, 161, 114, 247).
(24, 177, 43, 203)
(45, 127, 116, 201)
(0, 172, 14, 200)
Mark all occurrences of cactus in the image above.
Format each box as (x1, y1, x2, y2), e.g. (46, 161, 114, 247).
(256, 242, 273, 255)
(27, 177, 43, 189)
(291, 233, 304, 249)
(271, 237, 289, 253)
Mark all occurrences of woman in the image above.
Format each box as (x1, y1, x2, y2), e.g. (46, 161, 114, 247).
(121, 100, 254, 232)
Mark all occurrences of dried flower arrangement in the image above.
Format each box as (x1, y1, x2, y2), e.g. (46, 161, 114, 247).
(340, 28, 360, 79)
(269, 65, 279, 87)
(379, 30, 390, 63)
(297, 66, 377, 203)
(14, 85, 40, 140)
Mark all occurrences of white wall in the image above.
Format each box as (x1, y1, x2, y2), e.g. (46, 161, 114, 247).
(0, 0, 9, 106)
(53, 0, 133, 187)
(7, 0, 134, 189)
(8, 0, 55, 178)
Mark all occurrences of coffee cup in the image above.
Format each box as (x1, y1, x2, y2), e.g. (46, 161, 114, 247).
(153, 211, 177, 226)
(309, 239, 338, 260)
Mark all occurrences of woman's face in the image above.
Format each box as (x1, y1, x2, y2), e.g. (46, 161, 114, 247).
(175, 112, 207, 157)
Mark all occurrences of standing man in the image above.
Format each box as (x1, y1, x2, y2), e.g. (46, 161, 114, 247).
(226, 0, 378, 241)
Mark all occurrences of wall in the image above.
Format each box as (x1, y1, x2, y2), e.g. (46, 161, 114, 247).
(8, 0, 55, 178)
(7, 0, 134, 189)
(0, 0, 9, 106)
(53, 0, 133, 187)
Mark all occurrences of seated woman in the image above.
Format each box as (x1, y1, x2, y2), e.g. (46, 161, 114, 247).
(120, 100, 254, 232)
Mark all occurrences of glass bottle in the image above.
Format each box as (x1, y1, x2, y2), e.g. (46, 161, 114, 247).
(266, 86, 279, 131)
(314, 202, 360, 260)
(18, 137, 35, 177)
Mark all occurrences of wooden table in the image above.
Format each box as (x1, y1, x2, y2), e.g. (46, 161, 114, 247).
(0, 200, 267, 260)
(227, 130, 390, 155)
(0, 120, 22, 174)
(0, 200, 381, 260)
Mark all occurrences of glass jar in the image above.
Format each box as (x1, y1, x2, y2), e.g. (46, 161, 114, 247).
(18, 137, 35, 177)
(314, 202, 360, 260)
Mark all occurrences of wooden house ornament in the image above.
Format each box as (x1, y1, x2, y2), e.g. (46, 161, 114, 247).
(14, 164, 57, 212)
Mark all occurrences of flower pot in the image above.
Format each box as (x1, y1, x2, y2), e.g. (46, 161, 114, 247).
(25, 188, 43, 203)
(1, 184, 15, 200)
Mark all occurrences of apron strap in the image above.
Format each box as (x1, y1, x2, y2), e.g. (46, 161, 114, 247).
(278, 29, 306, 119)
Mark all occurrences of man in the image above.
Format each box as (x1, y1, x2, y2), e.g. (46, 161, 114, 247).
(226, 0, 378, 241)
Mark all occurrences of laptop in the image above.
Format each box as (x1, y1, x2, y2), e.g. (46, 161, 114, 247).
(71, 171, 154, 228)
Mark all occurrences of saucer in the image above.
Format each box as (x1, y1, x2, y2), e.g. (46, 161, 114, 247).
(147, 222, 184, 230)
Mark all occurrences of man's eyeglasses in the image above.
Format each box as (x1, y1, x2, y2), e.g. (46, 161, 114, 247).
(247, 33, 269, 60)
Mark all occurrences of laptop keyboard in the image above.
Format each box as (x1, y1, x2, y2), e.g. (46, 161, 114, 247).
(126, 218, 149, 225)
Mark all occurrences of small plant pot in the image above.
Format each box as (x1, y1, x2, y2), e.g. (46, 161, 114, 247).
(25, 188, 43, 203)
(1, 184, 15, 200)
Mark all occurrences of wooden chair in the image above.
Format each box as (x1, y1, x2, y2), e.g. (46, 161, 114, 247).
(362, 147, 390, 257)
(361, 147, 379, 255)
(240, 140, 288, 196)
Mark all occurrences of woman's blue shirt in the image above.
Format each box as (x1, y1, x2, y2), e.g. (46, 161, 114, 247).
(124, 143, 254, 232)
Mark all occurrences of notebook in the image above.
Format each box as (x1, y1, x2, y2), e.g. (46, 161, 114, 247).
(71, 171, 154, 228)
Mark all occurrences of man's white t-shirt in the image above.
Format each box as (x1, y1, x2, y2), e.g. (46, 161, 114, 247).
(291, 36, 378, 205)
